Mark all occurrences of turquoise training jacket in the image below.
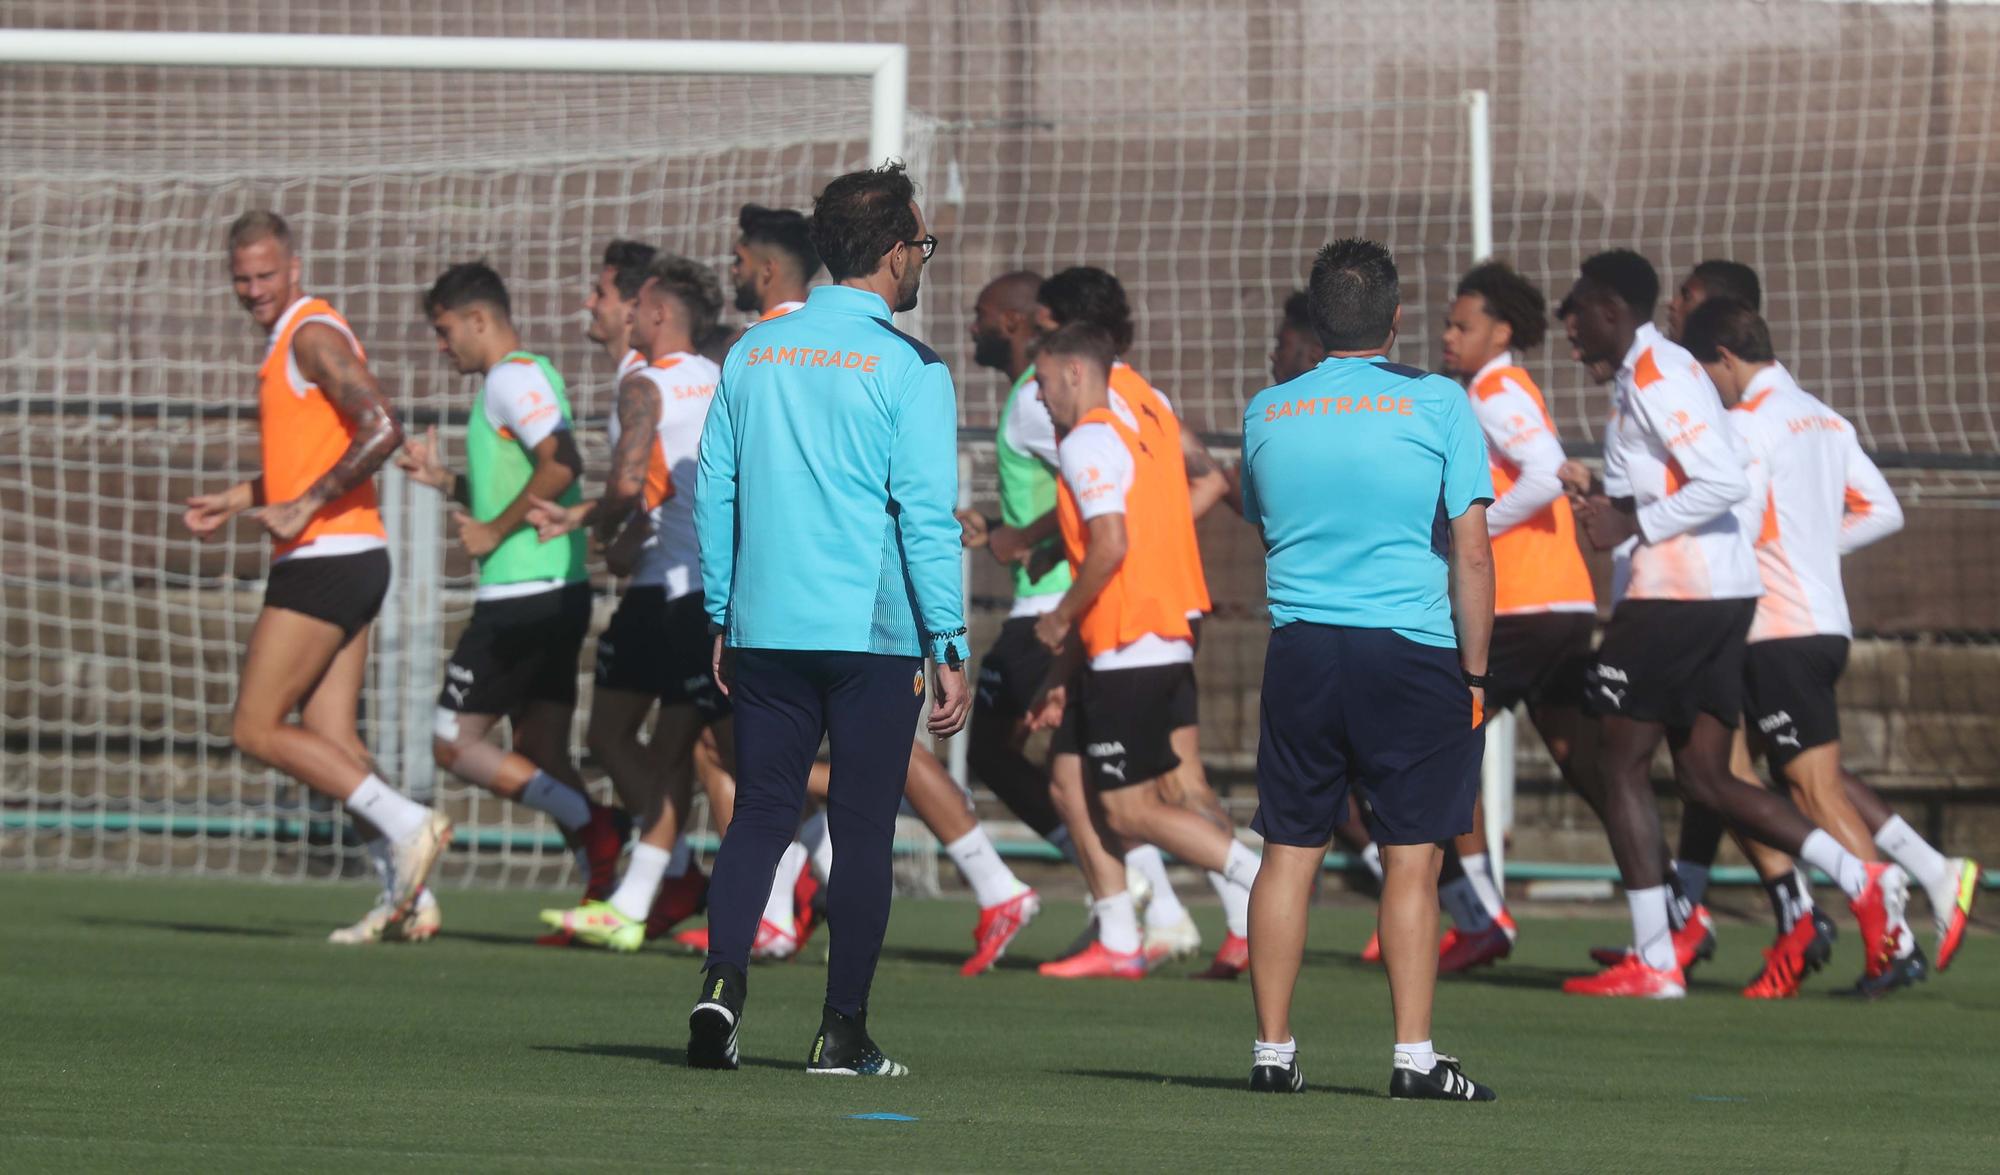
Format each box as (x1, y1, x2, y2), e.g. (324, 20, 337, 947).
(696, 284, 970, 665)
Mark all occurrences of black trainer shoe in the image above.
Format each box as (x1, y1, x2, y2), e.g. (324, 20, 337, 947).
(807, 1006, 909, 1077)
(1836, 942, 1929, 1000)
(1389, 1054, 1496, 1101)
(1249, 1047, 1304, 1093)
(687, 963, 745, 1070)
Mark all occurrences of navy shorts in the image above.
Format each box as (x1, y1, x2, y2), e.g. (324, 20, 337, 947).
(1252, 623, 1483, 848)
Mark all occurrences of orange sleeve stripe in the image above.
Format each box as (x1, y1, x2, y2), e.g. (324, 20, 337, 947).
(1843, 485, 1872, 518)
(1632, 348, 1665, 390)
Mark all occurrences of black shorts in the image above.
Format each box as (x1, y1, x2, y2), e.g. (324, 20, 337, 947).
(263, 548, 390, 642)
(973, 615, 1053, 720)
(1058, 662, 1188, 792)
(1745, 635, 1848, 769)
(439, 582, 592, 717)
(1252, 623, 1482, 847)
(1585, 598, 1756, 728)
(1487, 612, 1596, 714)
(595, 588, 730, 721)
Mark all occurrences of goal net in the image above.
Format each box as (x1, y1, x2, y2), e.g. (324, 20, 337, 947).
(0, 33, 950, 889)
(4, 0, 1996, 892)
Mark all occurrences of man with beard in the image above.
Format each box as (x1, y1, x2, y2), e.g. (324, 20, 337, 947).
(689, 163, 970, 1076)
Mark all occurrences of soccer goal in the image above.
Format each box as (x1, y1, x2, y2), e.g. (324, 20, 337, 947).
(0, 29, 951, 891)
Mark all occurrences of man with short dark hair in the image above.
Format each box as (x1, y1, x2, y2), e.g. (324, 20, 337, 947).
(730, 204, 820, 320)
(396, 262, 624, 921)
(1559, 249, 1904, 998)
(689, 162, 969, 1077)
(1666, 257, 1762, 340)
(1684, 297, 1972, 994)
(1030, 266, 1244, 978)
(1024, 323, 1263, 984)
(1241, 238, 1496, 1100)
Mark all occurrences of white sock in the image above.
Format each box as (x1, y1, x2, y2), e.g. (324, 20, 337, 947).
(800, 811, 834, 883)
(763, 842, 806, 932)
(1222, 839, 1262, 892)
(1674, 859, 1712, 907)
(1128, 846, 1184, 926)
(1254, 1037, 1297, 1066)
(1360, 841, 1384, 883)
(346, 775, 429, 841)
(415, 887, 438, 911)
(1875, 815, 1951, 901)
(663, 836, 692, 880)
(1799, 829, 1869, 899)
(363, 835, 394, 900)
(1211, 871, 1252, 938)
(1460, 851, 1507, 920)
(1628, 884, 1676, 972)
(1793, 867, 1817, 914)
(946, 827, 1027, 908)
(609, 842, 670, 922)
(1093, 892, 1141, 954)
(519, 771, 591, 833)
(1393, 1039, 1437, 1073)
(1440, 877, 1494, 933)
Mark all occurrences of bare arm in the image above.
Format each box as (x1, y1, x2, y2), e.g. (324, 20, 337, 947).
(1181, 428, 1228, 521)
(1448, 503, 1495, 719)
(289, 321, 403, 509)
(591, 372, 663, 544)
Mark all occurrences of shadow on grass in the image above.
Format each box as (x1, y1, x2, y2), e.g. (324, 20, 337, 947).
(534, 1042, 797, 1072)
(1060, 1067, 1382, 1098)
(78, 915, 293, 939)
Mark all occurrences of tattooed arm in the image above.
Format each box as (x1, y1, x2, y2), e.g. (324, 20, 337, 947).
(589, 371, 663, 545)
(246, 321, 404, 542)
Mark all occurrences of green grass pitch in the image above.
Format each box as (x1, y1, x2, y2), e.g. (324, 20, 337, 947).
(1, 874, 1993, 1172)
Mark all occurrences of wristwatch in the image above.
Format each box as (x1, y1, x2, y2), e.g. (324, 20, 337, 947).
(1461, 669, 1492, 689)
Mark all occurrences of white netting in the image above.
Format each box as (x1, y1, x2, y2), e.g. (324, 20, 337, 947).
(4, 0, 1996, 883)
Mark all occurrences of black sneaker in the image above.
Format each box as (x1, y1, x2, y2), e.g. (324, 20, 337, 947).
(1389, 1054, 1496, 1101)
(1249, 1047, 1303, 1093)
(687, 963, 745, 1070)
(807, 1006, 909, 1077)
(1836, 942, 1929, 1000)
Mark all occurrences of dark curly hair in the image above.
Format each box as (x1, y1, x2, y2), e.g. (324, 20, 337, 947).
(1037, 266, 1136, 354)
(810, 162, 918, 282)
(1456, 261, 1548, 351)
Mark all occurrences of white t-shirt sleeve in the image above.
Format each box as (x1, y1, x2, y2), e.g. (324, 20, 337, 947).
(485, 362, 569, 450)
(1058, 422, 1134, 521)
(1839, 426, 1904, 554)
(1004, 380, 1061, 466)
(1473, 375, 1567, 536)
(1627, 369, 1749, 543)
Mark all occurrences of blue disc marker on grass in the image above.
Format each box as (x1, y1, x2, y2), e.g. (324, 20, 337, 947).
(847, 1112, 918, 1122)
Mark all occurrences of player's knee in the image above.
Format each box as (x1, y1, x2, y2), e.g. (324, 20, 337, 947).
(230, 709, 276, 760)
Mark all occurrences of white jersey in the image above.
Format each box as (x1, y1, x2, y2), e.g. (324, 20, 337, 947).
(607, 351, 721, 599)
(1601, 323, 1761, 602)
(1728, 364, 1902, 642)
(617, 348, 645, 380)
